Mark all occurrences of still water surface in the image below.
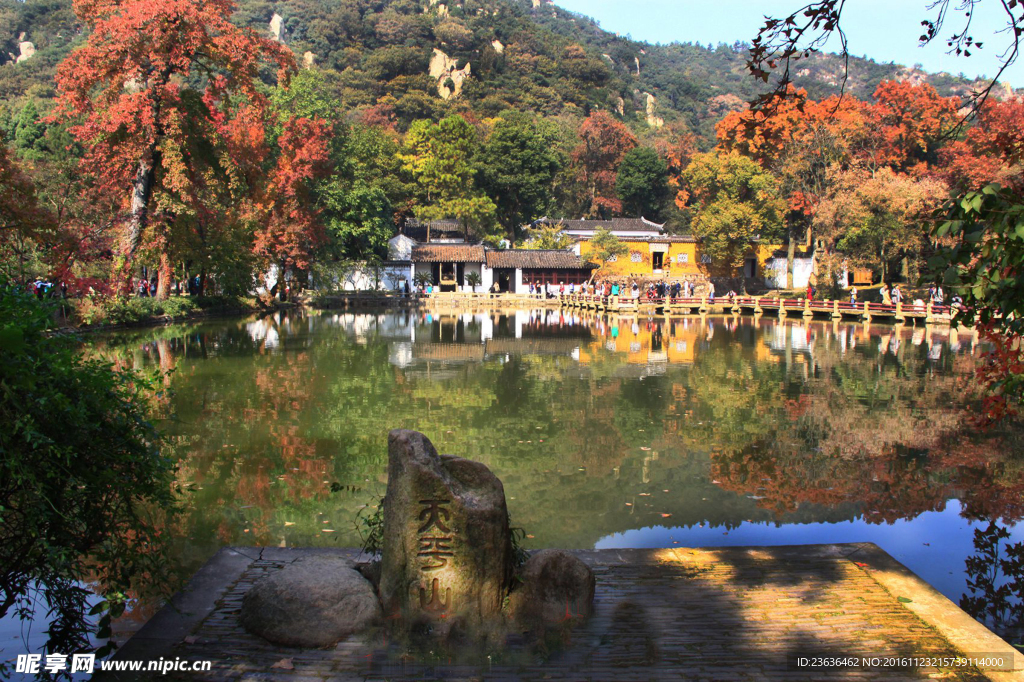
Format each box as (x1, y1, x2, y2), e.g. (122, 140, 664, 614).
(90, 309, 1024, 639)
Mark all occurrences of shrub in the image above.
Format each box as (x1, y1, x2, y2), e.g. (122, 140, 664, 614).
(0, 287, 176, 670)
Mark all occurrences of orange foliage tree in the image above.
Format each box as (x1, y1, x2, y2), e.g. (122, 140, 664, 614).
(571, 111, 637, 218)
(252, 117, 333, 292)
(52, 0, 295, 298)
(0, 134, 53, 284)
(937, 99, 1024, 192)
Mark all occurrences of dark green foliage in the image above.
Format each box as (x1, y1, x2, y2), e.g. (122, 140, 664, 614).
(355, 495, 385, 558)
(0, 287, 176, 666)
(0, 0, 985, 145)
(478, 112, 564, 242)
(507, 511, 529, 583)
(932, 185, 1024, 338)
(86, 295, 254, 326)
(616, 146, 669, 219)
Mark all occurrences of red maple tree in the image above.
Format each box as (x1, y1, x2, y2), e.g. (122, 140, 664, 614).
(572, 111, 638, 217)
(52, 0, 295, 297)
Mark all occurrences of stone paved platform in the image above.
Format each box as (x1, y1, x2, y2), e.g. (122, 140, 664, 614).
(103, 544, 1022, 681)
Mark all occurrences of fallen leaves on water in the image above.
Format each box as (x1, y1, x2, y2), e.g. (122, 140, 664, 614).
(660, 513, 672, 518)
(897, 596, 913, 604)
(284, 522, 295, 527)
(853, 562, 869, 568)
(271, 659, 294, 670)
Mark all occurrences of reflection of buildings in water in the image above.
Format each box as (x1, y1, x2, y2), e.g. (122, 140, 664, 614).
(375, 310, 974, 373)
(388, 309, 593, 370)
(484, 337, 585, 358)
(579, 316, 698, 366)
(389, 342, 413, 369)
(246, 318, 280, 350)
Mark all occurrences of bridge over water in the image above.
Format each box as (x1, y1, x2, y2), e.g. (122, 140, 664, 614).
(560, 294, 955, 325)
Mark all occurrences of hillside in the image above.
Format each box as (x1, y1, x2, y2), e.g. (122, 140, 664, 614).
(0, 0, 1003, 145)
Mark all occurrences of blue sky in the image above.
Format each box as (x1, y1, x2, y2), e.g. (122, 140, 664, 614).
(551, 1, 1023, 86)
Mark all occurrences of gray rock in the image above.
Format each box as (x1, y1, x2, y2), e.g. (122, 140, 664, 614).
(508, 549, 595, 627)
(241, 556, 382, 648)
(379, 429, 512, 638)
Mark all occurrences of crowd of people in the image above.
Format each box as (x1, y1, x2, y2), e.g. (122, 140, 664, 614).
(21, 278, 67, 299)
(518, 279, 713, 300)
(132, 274, 208, 297)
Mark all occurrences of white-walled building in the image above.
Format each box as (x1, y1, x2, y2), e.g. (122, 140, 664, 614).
(384, 222, 596, 294)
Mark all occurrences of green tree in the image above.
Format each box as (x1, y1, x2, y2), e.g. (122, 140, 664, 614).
(10, 100, 47, 161)
(616, 146, 669, 219)
(272, 70, 395, 262)
(479, 113, 564, 244)
(589, 227, 628, 280)
(465, 270, 482, 292)
(0, 289, 175, 667)
(680, 151, 786, 269)
(400, 115, 496, 240)
(931, 184, 1024, 420)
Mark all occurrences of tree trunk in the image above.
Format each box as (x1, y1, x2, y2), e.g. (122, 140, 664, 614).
(114, 147, 156, 295)
(155, 247, 172, 300)
(198, 267, 206, 297)
(786, 225, 796, 290)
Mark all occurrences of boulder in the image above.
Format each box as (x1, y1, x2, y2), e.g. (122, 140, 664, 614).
(241, 555, 382, 648)
(379, 430, 512, 638)
(508, 549, 595, 627)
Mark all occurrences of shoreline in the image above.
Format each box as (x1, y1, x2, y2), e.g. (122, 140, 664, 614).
(56, 291, 966, 337)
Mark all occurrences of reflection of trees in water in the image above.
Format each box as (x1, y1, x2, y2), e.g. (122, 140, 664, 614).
(84, 312, 1023, 632)
(962, 522, 1024, 646)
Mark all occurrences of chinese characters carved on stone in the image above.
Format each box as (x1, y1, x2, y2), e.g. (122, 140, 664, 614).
(416, 499, 455, 613)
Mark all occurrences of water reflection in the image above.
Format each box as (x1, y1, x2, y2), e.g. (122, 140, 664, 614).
(89, 309, 1023, 641)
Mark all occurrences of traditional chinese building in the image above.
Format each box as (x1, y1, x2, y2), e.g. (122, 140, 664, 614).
(532, 217, 768, 283)
(389, 222, 596, 293)
(485, 249, 595, 292)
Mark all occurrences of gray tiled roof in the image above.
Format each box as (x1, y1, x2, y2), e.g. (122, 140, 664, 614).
(411, 244, 485, 263)
(485, 250, 595, 270)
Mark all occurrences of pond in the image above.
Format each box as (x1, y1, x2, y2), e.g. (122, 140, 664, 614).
(90, 308, 1024, 643)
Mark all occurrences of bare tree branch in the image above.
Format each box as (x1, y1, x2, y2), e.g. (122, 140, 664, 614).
(748, 0, 1023, 129)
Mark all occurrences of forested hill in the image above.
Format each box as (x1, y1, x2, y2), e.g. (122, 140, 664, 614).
(0, 0, 1003, 143)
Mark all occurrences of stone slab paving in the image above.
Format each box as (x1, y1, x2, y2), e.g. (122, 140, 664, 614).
(101, 544, 1022, 682)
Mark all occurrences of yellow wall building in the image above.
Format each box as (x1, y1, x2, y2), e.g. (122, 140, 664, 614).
(577, 318, 700, 366)
(577, 237, 774, 282)
(534, 217, 779, 282)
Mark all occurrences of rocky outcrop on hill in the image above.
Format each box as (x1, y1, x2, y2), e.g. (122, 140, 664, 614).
(429, 48, 471, 99)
